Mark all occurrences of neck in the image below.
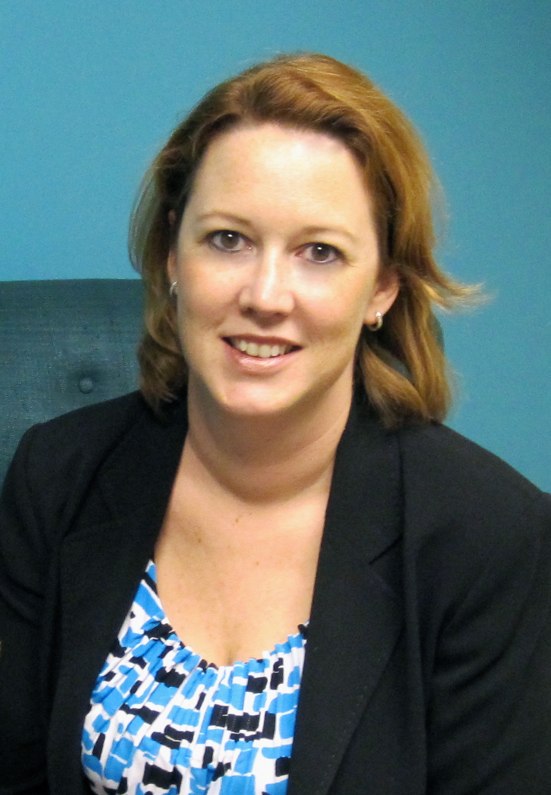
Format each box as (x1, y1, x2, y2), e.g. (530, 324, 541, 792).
(184, 389, 352, 505)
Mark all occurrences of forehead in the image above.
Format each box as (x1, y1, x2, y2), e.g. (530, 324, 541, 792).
(195, 121, 360, 179)
(184, 122, 375, 229)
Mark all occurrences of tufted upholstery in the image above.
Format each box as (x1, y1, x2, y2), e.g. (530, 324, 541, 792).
(0, 279, 143, 488)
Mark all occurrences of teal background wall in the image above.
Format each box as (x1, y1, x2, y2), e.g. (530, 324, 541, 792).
(1, 1, 549, 489)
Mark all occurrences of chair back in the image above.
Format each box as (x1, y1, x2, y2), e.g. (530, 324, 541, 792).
(0, 279, 143, 487)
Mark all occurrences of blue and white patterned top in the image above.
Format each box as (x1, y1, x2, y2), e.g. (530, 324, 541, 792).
(82, 559, 307, 794)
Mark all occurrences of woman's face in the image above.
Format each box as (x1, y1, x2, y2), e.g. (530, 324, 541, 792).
(168, 122, 398, 422)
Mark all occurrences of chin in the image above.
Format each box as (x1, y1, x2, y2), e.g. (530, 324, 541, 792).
(218, 395, 296, 419)
(217, 386, 340, 423)
(191, 373, 353, 422)
(205, 382, 301, 417)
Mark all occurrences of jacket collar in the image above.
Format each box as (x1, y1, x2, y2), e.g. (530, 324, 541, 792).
(288, 398, 403, 794)
(50, 398, 187, 790)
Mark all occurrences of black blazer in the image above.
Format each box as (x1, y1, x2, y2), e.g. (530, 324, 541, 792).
(1, 392, 550, 794)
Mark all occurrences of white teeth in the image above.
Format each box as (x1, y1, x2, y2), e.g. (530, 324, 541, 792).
(231, 338, 291, 358)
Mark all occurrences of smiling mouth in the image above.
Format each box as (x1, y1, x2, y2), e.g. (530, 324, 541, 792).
(227, 337, 297, 359)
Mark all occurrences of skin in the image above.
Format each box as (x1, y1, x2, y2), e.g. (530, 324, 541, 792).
(156, 123, 399, 666)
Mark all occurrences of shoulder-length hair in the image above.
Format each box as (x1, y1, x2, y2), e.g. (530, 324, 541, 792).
(129, 52, 475, 427)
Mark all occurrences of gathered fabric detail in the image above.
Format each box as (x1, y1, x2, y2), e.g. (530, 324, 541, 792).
(82, 559, 307, 794)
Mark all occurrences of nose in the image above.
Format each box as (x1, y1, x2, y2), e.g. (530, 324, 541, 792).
(238, 251, 294, 317)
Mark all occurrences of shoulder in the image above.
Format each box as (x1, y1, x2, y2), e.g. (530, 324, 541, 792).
(26, 389, 148, 443)
(2, 392, 177, 531)
(345, 401, 549, 549)
(1, 391, 185, 592)
(396, 420, 546, 517)
(9, 391, 143, 481)
(349, 399, 546, 520)
(393, 421, 550, 598)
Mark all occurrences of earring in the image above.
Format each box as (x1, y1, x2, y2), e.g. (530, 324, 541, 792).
(368, 311, 383, 332)
(169, 281, 178, 298)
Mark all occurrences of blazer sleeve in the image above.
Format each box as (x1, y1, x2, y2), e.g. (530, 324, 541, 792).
(0, 427, 51, 794)
(425, 488, 551, 793)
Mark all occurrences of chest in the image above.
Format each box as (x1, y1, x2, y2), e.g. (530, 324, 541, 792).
(154, 482, 325, 667)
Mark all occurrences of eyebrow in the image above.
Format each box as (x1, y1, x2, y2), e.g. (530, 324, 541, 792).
(195, 212, 360, 245)
(299, 225, 359, 246)
(195, 211, 253, 229)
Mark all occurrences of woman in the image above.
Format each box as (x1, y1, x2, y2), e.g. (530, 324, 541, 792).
(1, 53, 550, 794)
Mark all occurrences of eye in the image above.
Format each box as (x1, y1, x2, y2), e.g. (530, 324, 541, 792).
(208, 230, 249, 253)
(301, 242, 341, 265)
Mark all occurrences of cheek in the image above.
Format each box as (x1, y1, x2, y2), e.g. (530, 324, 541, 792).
(306, 291, 371, 341)
(176, 271, 235, 334)
(176, 262, 210, 314)
(304, 270, 376, 319)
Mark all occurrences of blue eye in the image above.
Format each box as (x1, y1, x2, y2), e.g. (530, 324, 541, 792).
(209, 230, 248, 253)
(302, 243, 341, 264)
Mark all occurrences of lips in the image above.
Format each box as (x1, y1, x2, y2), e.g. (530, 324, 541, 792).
(227, 337, 297, 359)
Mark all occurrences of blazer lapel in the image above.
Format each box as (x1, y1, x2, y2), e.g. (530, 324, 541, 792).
(288, 401, 403, 795)
(48, 400, 188, 791)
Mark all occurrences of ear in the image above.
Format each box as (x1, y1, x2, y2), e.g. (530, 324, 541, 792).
(166, 210, 178, 284)
(166, 210, 179, 284)
(167, 248, 177, 285)
(364, 266, 400, 326)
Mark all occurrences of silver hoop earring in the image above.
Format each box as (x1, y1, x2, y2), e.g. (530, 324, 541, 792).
(169, 281, 178, 298)
(368, 311, 383, 332)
